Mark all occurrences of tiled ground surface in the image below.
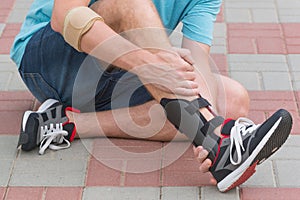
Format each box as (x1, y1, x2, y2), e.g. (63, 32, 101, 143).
(0, 0, 300, 199)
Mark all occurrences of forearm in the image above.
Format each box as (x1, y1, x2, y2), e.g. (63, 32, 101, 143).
(80, 20, 157, 71)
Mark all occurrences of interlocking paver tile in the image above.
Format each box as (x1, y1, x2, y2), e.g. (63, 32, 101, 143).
(256, 37, 286, 54)
(228, 55, 291, 90)
(227, 24, 285, 54)
(86, 158, 122, 186)
(10, 139, 91, 186)
(201, 186, 239, 200)
(224, 0, 278, 23)
(242, 161, 275, 187)
(0, 9, 11, 23)
(0, 0, 15, 9)
(275, 160, 300, 187)
(252, 8, 278, 23)
(162, 158, 212, 186)
(230, 71, 261, 90)
(82, 187, 160, 200)
(7, 0, 33, 23)
(225, 9, 251, 23)
(0, 23, 5, 36)
(228, 54, 288, 71)
(282, 24, 300, 54)
(211, 23, 227, 54)
(45, 187, 83, 200)
(271, 146, 300, 160)
(249, 94, 297, 112)
(247, 110, 266, 124)
(5, 187, 44, 200)
(288, 54, 300, 71)
(161, 187, 199, 200)
(277, 0, 300, 23)
(0, 91, 34, 135)
(124, 171, 161, 187)
(241, 188, 300, 200)
(262, 71, 292, 90)
(0, 187, 6, 199)
(0, 136, 17, 187)
(0, 23, 21, 54)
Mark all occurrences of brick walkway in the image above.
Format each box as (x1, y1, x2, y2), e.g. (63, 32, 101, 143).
(0, 0, 300, 199)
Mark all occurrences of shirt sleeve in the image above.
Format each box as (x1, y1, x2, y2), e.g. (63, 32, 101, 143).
(181, 0, 222, 46)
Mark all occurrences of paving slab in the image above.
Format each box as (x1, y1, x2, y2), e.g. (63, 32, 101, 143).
(9, 139, 92, 187)
(0, 136, 18, 187)
(0, 23, 5, 36)
(201, 186, 239, 200)
(275, 160, 300, 187)
(241, 188, 300, 200)
(82, 187, 160, 200)
(228, 54, 293, 90)
(224, 0, 278, 23)
(261, 71, 292, 90)
(242, 161, 276, 187)
(161, 187, 199, 200)
(211, 23, 227, 54)
(5, 187, 44, 200)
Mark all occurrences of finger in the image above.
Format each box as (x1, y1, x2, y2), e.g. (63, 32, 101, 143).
(197, 148, 209, 163)
(173, 87, 199, 96)
(182, 71, 196, 81)
(210, 178, 217, 185)
(193, 146, 203, 157)
(199, 159, 212, 173)
(176, 81, 198, 90)
(181, 62, 194, 72)
(173, 47, 195, 65)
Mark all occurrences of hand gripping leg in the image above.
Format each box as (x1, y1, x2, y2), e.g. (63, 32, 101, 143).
(160, 97, 224, 161)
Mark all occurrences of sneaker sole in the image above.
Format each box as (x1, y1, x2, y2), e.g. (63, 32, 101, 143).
(254, 109, 292, 164)
(217, 109, 292, 192)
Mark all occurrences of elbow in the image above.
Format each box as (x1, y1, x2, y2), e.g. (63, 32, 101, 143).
(50, 15, 63, 34)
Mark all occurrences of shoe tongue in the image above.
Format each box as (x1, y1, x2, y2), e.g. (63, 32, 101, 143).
(221, 119, 235, 135)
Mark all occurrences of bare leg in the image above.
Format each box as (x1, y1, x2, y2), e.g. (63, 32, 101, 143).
(69, 0, 249, 140)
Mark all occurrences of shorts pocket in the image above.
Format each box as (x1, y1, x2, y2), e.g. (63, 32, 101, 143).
(20, 72, 61, 103)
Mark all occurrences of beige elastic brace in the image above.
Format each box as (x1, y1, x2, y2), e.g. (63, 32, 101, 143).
(63, 6, 104, 52)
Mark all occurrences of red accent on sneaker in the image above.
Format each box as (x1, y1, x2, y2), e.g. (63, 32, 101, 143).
(62, 107, 80, 126)
(223, 160, 258, 192)
(66, 107, 80, 114)
(63, 107, 80, 142)
(212, 134, 230, 166)
(69, 123, 77, 142)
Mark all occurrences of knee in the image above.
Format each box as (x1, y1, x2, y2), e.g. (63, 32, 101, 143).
(233, 83, 250, 117)
(90, 0, 155, 32)
(224, 80, 250, 119)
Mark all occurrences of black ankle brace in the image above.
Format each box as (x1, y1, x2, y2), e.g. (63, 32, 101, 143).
(160, 97, 224, 161)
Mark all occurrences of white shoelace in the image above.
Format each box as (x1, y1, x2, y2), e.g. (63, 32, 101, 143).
(39, 123, 70, 155)
(230, 118, 260, 165)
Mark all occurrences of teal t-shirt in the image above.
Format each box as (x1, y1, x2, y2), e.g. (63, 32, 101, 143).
(10, 0, 221, 67)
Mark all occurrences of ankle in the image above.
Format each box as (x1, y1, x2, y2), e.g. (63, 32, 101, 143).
(66, 110, 75, 123)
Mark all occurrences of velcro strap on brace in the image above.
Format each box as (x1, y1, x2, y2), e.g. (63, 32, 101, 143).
(63, 6, 104, 52)
(185, 97, 211, 114)
(160, 97, 224, 161)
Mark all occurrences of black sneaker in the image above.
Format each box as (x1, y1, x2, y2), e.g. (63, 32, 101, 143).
(17, 99, 79, 155)
(210, 109, 292, 192)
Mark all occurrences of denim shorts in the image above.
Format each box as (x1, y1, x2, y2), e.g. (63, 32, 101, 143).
(19, 23, 153, 112)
